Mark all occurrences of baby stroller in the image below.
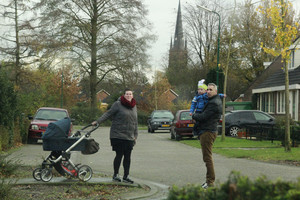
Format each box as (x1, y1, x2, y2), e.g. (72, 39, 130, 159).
(32, 118, 99, 182)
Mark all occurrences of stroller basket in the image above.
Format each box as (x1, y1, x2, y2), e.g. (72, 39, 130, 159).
(43, 137, 88, 151)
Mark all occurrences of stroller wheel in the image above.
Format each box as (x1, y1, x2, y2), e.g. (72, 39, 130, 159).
(40, 168, 53, 182)
(77, 165, 93, 182)
(33, 168, 42, 181)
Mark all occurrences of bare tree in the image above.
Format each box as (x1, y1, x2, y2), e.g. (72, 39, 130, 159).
(0, 0, 38, 84)
(183, 0, 227, 75)
(33, 0, 154, 108)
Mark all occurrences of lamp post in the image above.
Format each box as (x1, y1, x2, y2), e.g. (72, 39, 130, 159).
(197, 5, 220, 89)
(61, 70, 63, 108)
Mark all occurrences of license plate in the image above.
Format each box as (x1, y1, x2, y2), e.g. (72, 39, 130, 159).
(162, 124, 170, 127)
(188, 124, 194, 127)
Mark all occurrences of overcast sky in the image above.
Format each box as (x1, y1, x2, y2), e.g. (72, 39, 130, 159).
(144, 0, 300, 75)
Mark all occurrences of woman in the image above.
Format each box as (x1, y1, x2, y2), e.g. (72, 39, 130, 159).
(92, 88, 138, 184)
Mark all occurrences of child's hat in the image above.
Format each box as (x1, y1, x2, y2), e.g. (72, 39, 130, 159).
(198, 79, 207, 90)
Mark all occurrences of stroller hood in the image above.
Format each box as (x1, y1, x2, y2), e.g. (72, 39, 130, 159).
(42, 117, 71, 139)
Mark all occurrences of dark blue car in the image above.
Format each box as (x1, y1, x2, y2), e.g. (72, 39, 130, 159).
(147, 110, 174, 133)
(218, 110, 276, 136)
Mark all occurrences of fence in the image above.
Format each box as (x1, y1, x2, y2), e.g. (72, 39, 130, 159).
(242, 125, 300, 146)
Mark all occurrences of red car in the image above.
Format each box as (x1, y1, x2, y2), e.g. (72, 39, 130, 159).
(27, 107, 72, 144)
(170, 110, 194, 140)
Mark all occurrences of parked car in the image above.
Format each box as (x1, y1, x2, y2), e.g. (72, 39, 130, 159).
(218, 110, 275, 137)
(170, 110, 194, 141)
(27, 107, 72, 143)
(147, 110, 174, 133)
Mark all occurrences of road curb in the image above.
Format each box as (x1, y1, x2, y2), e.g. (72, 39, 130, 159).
(124, 178, 169, 200)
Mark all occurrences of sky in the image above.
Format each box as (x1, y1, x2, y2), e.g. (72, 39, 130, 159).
(143, 0, 300, 77)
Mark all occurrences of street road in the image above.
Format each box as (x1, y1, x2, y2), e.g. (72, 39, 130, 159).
(10, 127, 300, 187)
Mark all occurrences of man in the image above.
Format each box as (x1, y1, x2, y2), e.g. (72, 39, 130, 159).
(192, 83, 222, 189)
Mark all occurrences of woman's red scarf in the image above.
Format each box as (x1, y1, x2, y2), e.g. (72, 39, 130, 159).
(120, 95, 136, 108)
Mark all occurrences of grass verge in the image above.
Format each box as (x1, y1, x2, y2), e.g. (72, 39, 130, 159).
(0, 158, 149, 200)
(179, 136, 300, 165)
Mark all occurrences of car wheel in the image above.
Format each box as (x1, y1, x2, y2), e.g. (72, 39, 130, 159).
(170, 129, 175, 139)
(175, 131, 181, 141)
(150, 126, 155, 133)
(28, 138, 38, 144)
(229, 126, 240, 137)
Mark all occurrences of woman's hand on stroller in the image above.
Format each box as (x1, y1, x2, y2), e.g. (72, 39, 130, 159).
(91, 121, 98, 126)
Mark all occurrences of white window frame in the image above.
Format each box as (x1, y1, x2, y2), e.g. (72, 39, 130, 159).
(276, 91, 285, 114)
(269, 92, 275, 114)
(290, 90, 299, 121)
(288, 50, 295, 70)
(258, 92, 275, 114)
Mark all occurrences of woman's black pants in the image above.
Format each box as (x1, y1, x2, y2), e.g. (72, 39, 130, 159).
(113, 149, 132, 178)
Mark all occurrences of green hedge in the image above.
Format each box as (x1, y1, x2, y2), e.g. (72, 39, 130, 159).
(138, 110, 149, 126)
(70, 102, 110, 126)
(167, 171, 300, 200)
(71, 102, 150, 126)
(0, 68, 28, 150)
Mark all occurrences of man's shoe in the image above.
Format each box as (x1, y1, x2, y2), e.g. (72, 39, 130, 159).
(112, 174, 121, 182)
(201, 182, 208, 189)
(123, 176, 134, 184)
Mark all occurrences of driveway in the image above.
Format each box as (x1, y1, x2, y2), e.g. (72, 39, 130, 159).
(10, 127, 300, 187)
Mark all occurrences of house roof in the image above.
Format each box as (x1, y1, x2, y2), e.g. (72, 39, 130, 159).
(246, 37, 300, 96)
(252, 66, 300, 94)
(96, 89, 110, 95)
(163, 89, 179, 97)
(254, 65, 300, 90)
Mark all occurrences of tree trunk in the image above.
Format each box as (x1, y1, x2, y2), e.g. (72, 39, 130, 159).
(284, 60, 291, 151)
(90, 0, 98, 109)
(14, 0, 21, 85)
(221, 0, 236, 141)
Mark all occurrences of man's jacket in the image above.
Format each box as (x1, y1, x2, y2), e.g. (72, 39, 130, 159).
(192, 94, 222, 133)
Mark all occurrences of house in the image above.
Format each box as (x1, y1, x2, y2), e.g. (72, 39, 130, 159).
(245, 37, 300, 121)
(96, 89, 110, 103)
(162, 89, 179, 102)
(96, 89, 110, 109)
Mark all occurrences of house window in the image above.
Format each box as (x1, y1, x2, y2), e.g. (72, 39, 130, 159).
(270, 92, 275, 113)
(260, 93, 275, 113)
(277, 91, 285, 114)
(261, 93, 266, 112)
(276, 90, 298, 120)
(290, 90, 299, 121)
(288, 50, 295, 70)
(292, 90, 296, 119)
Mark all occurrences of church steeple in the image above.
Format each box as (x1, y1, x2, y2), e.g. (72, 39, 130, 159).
(167, 0, 188, 100)
(173, 0, 184, 50)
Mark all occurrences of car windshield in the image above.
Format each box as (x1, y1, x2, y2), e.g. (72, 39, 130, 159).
(153, 111, 174, 119)
(180, 112, 192, 120)
(34, 109, 68, 121)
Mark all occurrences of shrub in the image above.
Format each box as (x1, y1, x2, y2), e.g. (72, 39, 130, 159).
(71, 102, 103, 125)
(0, 153, 19, 200)
(0, 154, 20, 178)
(71, 102, 112, 126)
(0, 126, 10, 151)
(138, 110, 149, 126)
(0, 178, 14, 200)
(167, 171, 300, 200)
(71, 102, 150, 126)
(0, 69, 17, 127)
